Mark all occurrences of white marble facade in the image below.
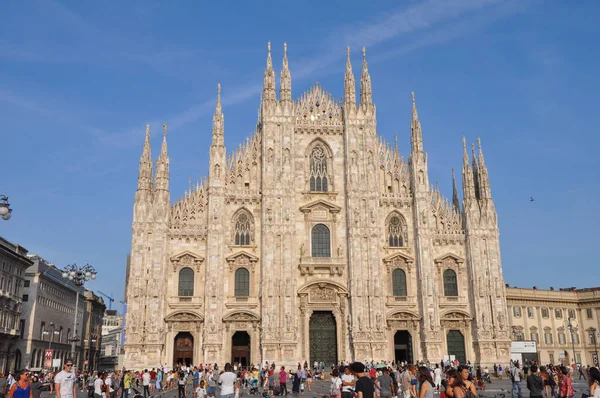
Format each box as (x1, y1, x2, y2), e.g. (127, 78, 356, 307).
(123, 43, 511, 370)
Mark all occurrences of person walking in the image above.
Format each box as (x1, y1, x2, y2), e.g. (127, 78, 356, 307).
(510, 363, 521, 398)
(526, 366, 543, 398)
(142, 370, 150, 398)
(375, 368, 393, 398)
(418, 367, 435, 398)
(218, 364, 237, 398)
(588, 367, 600, 398)
(7, 371, 32, 398)
(1, 373, 9, 398)
(279, 367, 288, 396)
(340, 366, 355, 398)
(54, 360, 77, 398)
(558, 366, 574, 398)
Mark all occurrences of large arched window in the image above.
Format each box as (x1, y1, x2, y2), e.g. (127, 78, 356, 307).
(392, 269, 407, 297)
(233, 211, 253, 246)
(443, 269, 458, 297)
(309, 145, 328, 192)
(235, 268, 250, 297)
(388, 215, 405, 247)
(311, 224, 331, 257)
(178, 267, 194, 297)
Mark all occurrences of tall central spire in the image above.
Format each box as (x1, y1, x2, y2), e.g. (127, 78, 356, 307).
(344, 46, 356, 106)
(212, 83, 224, 145)
(155, 124, 170, 192)
(360, 47, 372, 106)
(410, 92, 423, 153)
(462, 137, 476, 201)
(280, 42, 292, 102)
(263, 41, 276, 103)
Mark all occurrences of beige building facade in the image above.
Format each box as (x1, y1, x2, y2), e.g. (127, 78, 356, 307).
(507, 286, 600, 367)
(124, 43, 512, 370)
(0, 237, 33, 372)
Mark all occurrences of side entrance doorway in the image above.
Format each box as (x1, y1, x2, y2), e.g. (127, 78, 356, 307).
(394, 330, 413, 364)
(446, 330, 466, 364)
(309, 311, 337, 366)
(174, 332, 194, 367)
(232, 331, 251, 368)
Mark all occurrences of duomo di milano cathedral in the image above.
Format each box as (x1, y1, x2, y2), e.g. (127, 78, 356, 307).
(124, 42, 512, 370)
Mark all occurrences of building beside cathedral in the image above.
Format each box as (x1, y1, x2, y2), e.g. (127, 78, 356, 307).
(123, 43, 512, 370)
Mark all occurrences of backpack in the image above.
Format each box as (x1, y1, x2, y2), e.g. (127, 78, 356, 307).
(329, 378, 339, 397)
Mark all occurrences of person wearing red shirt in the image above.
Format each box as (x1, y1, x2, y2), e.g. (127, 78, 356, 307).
(279, 367, 288, 396)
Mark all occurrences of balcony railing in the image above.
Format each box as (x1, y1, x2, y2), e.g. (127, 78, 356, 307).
(298, 256, 345, 276)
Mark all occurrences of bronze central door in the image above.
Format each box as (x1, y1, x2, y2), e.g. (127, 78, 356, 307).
(309, 311, 337, 365)
(174, 332, 194, 367)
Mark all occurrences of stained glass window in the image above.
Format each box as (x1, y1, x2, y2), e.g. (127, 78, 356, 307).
(311, 224, 331, 257)
(392, 269, 407, 297)
(443, 269, 458, 297)
(178, 267, 194, 297)
(235, 268, 250, 297)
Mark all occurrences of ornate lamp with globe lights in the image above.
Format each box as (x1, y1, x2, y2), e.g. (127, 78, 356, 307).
(61, 263, 97, 364)
(0, 195, 12, 220)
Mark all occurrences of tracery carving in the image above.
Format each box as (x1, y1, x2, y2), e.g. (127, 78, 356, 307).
(231, 209, 254, 245)
(309, 145, 329, 192)
(295, 83, 342, 129)
(386, 212, 408, 247)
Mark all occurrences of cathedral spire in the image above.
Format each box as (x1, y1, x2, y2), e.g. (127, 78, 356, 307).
(212, 83, 224, 146)
(360, 47, 372, 106)
(280, 42, 292, 102)
(410, 92, 424, 153)
(344, 46, 356, 106)
(155, 124, 170, 192)
(476, 137, 492, 200)
(452, 168, 460, 213)
(462, 137, 476, 202)
(263, 41, 276, 103)
(137, 124, 153, 192)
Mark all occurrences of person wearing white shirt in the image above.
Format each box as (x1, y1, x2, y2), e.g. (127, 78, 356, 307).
(54, 360, 77, 398)
(218, 364, 238, 398)
(142, 370, 151, 398)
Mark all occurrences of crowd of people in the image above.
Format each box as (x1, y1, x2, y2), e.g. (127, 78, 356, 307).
(1, 359, 599, 398)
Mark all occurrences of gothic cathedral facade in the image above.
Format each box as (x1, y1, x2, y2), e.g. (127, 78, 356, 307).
(124, 43, 511, 369)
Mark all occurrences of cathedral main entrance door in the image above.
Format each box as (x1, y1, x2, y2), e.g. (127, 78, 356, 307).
(231, 331, 251, 369)
(446, 330, 466, 364)
(394, 331, 413, 364)
(174, 332, 194, 367)
(309, 311, 337, 366)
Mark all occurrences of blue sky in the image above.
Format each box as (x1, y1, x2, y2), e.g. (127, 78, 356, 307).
(2, 0, 599, 308)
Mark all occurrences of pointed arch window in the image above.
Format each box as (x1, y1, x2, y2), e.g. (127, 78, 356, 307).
(311, 224, 331, 257)
(392, 269, 407, 297)
(233, 211, 253, 246)
(443, 269, 458, 297)
(388, 215, 406, 247)
(309, 145, 328, 192)
(178, 267, 194, 297)
(234, 268, 250, 297)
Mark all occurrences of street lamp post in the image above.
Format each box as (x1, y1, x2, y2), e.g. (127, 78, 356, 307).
(60, 263, 97, 366)
(42, 323, 60, 369)
(85, 334, 98, 371)
(590, 329, 600, 365)
(0, 195, 13, 220)
(567, 318, 579, 365)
